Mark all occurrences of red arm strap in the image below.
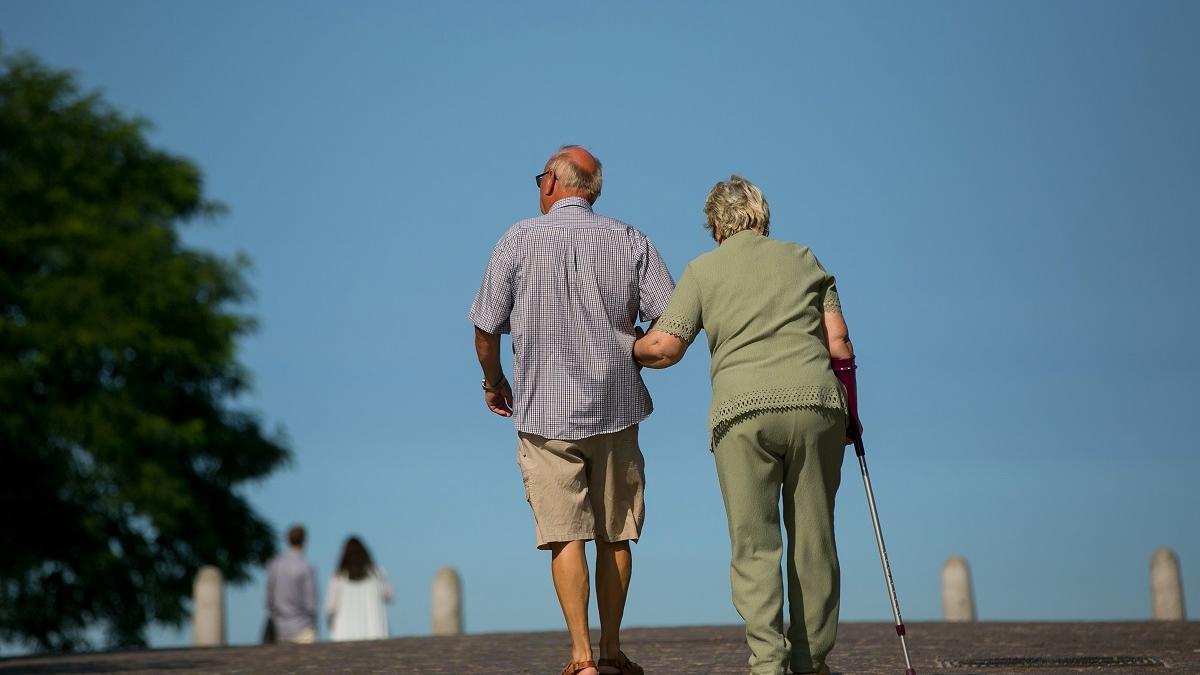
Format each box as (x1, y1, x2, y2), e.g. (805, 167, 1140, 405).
(831, 356, 861, 440)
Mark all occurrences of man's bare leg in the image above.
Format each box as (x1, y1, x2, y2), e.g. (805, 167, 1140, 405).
(595, 539, 632, 662)
(550, 541, 597, 674)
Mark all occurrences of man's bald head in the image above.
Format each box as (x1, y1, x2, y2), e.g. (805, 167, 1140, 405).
(544, 145, 603, 203)
(558, 146, 599, 175)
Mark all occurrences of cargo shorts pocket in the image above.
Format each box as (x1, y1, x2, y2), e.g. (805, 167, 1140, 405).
(516, 446, 534, 504)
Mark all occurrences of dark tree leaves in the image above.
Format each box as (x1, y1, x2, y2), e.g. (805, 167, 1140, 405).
(0, 47, 290, 652)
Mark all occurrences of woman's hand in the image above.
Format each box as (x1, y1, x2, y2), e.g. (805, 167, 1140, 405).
(845, 419, 863, 446)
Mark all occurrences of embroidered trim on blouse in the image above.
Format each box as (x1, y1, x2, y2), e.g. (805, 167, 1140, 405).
(653, 314, 698, 343)
(823, 287, 842, 313)
(712, 405, 846, 449)
(709, 385, 846, 448)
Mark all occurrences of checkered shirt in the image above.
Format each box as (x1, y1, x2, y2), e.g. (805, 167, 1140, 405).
(469, 197, 676, 440)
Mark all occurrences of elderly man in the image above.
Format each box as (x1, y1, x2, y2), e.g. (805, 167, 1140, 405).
(469, 146, 673, 675)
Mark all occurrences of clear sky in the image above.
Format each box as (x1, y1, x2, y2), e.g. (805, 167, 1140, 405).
(2, 0, 1198, 648)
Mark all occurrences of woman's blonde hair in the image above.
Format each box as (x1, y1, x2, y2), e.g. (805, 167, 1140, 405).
(704, 175, 770, 239)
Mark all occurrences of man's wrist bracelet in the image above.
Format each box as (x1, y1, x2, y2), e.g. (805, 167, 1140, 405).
(481, 374, 507, 392)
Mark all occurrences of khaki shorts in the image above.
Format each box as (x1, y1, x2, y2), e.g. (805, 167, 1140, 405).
(516, 425, 645, 550)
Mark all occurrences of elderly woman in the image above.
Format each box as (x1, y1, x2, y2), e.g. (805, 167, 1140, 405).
(633, 176, 860, 675)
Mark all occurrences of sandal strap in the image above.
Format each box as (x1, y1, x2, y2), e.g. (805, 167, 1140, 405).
(561, 660, 597, 675)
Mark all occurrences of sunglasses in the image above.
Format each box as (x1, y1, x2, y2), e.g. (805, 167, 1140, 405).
(535, 171, 552, 188)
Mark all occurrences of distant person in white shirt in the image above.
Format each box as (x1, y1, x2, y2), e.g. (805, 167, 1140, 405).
(265, 524, 318, 644)
(324, 536, 393, 641)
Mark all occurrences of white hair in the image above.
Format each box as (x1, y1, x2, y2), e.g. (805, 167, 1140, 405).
(546, 145, 603, 201)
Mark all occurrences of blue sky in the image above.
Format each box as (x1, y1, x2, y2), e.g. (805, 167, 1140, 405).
(2, 0, 1198, 648)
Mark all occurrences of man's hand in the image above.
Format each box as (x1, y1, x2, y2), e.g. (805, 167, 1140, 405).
(633, 325, 646, 369)
(475, 326, 513, 417)
(485, 380, 514, 417)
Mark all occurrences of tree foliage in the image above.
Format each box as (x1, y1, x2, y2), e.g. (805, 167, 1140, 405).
(0, 47, 290, 651)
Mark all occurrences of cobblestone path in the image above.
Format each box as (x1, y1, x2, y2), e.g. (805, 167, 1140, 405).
(1, 622, 1197, 674)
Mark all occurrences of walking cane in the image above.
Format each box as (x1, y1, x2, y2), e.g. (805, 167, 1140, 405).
(852, 432, 917, 675)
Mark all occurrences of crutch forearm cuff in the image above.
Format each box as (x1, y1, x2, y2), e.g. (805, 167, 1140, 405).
(831, 356, 861, 436)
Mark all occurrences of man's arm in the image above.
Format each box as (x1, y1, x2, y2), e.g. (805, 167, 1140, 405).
(637, 235, 676, 323)
(265, 561, 276, 614)
(474, 326, 513, 417)
(304, 565, 317, 630)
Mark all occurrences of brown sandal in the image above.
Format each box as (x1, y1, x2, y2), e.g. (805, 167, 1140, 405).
(597, 651, 644, 675)
(561, 660, 597, 675)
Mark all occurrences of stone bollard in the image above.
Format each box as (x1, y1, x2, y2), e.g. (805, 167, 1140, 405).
(431, 566, 463, 636)
(1150, 548, 1186, 620)
(192, 566, 226, 646)
(941, 556, 977, 622)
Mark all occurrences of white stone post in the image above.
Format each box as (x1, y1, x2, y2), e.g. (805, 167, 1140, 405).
(941, 556, 977, 622)
(431, 566, 463, 636)
(192, 565, 226, 646)
(1150, 548, 1186, 620)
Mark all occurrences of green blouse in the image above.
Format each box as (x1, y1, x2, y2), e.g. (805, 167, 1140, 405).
(653, 230, 847, 445)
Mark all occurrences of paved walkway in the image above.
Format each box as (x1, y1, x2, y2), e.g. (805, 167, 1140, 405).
(1, 622, 1197, 674)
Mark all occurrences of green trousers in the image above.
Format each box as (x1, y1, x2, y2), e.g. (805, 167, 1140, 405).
(713, 407, 846, 675)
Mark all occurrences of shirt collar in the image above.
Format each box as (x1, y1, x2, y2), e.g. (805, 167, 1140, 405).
(549, 197, 594, 213)
(724, 230, 762, 244)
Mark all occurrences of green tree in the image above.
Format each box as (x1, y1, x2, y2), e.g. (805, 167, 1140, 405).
(0, 46, 290, 651)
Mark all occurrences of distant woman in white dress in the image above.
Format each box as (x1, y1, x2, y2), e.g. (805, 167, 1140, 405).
(324, 536, 394, 641)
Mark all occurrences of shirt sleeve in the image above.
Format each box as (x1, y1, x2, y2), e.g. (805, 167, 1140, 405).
(376, 567, 395, 603)
(468, 234, 517, 334)
(652, 263, 702, 343)
(809, 249, 842, 313)
(303, 565, 317, 625)
(637, 235, 675, 322)
(822, 282, 842, 313)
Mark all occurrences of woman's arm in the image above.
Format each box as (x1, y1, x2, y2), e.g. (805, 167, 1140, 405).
(376, 567, 395, 604)
(822, 310, 862, 440)
(821, 310, 854, 359)
(324, 575, 340, 629)
(634, 330, 689, 369)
